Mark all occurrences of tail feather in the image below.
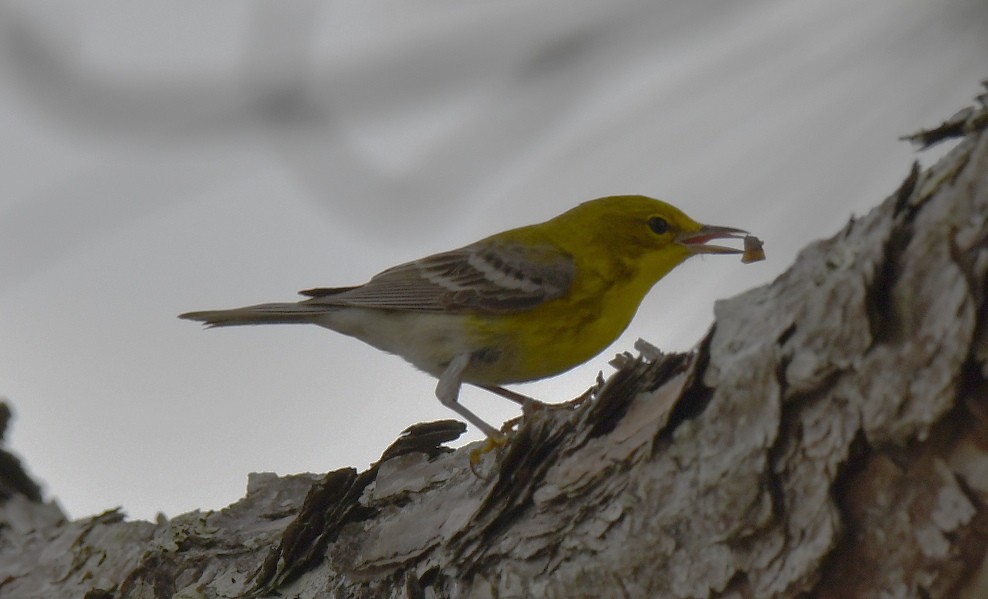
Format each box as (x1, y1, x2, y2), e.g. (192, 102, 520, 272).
(179, 302, 330, 328)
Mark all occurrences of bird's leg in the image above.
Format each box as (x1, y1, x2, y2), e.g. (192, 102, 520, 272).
(475, 383, 549, 435)
(436, 354, 504, 440)
(475, 384, 538, 406)
(437, 355, 512, 475)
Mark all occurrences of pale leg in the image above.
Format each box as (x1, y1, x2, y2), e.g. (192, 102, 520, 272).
(475, 384, 538, 406)
(436, 354, 505, 440)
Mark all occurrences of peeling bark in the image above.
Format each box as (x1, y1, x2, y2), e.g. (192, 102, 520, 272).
(2, 86, 988, 599)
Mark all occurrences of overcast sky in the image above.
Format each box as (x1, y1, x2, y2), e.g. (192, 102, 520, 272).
(1, 0, 985, 522)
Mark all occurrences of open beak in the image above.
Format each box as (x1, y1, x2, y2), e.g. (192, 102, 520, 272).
(676, 224, 748, 255)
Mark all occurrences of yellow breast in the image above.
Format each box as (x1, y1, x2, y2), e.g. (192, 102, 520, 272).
(462, 260, 660, 384)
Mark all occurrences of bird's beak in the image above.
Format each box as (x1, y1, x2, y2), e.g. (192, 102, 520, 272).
(676, 224, 748, 255)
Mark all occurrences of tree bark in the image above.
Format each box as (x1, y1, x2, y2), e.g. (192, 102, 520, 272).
(2, 85, 987, 599)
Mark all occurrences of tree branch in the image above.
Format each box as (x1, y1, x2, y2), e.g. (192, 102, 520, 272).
(2, 83, 987, 599)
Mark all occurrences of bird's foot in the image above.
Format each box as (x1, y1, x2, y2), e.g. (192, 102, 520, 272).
(469, 434, 509, 478)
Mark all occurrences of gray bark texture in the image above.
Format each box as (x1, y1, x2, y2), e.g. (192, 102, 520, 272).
(2, 86, 988, 599)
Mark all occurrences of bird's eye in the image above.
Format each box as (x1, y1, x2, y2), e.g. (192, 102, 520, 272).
(648, 216, 669, 235)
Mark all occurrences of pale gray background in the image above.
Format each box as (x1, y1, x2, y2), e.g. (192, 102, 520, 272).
(1, 0, 985, 521)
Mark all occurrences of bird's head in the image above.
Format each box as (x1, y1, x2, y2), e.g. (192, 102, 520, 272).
(559, 195, 747, 267)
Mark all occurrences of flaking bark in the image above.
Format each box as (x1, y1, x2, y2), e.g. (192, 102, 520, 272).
(2, 85, 988, 599)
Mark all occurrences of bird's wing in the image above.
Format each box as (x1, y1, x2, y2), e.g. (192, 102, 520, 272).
(300, 240, 575, 314)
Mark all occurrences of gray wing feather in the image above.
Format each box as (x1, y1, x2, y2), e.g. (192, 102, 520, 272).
(302, 241, 574, 314)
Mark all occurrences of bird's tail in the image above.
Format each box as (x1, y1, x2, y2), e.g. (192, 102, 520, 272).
(179, 302, 330, 328)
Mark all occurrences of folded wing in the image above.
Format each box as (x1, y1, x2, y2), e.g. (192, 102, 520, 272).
(301, 240, 574, 314)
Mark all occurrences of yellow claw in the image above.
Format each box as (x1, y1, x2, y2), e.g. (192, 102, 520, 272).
(469, 435, 510, 478)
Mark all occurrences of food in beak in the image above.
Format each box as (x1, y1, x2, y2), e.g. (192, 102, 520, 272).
(676, 225, 765, 263)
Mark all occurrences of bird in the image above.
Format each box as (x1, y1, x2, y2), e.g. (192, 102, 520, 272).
(180, 195, 754, 441)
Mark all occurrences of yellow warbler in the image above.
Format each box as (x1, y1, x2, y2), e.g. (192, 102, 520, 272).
(180, 195, 754, 439)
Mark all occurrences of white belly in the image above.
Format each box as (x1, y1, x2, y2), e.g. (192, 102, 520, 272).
(313, 308, 476, 379)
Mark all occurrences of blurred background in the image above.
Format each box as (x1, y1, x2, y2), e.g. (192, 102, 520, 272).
(0, 0, 985, 522)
